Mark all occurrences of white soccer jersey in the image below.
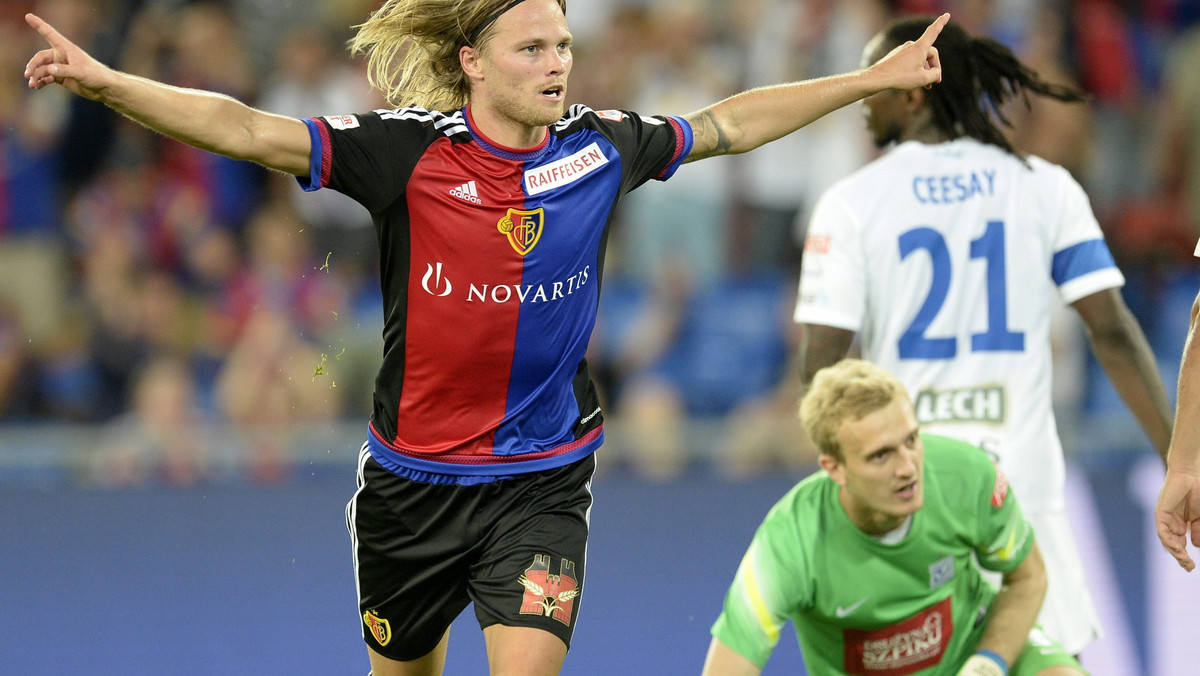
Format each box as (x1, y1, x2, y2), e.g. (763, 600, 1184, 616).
(795, 138, 1121, 513)
(794, 138, 1120, 653)
(793, 139, 1122, 652)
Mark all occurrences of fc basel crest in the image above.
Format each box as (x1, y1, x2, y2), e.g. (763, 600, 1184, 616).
(363, 610, 392, 646)
(497, 208, 544, 256)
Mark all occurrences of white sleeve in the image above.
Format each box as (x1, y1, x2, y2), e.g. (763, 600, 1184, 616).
(793, 191, 866, 331)
(1049, 168, 1125, 304)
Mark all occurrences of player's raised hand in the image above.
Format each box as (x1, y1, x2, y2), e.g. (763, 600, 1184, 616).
(1156, 467, 1200, 572)
(23, 13, 113, 100)
(868, 12, 948, 92)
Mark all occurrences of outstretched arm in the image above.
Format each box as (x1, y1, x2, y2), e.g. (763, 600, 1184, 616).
(1073, 288, 1173, 463)
(23, 13, 311, 176)
(683, 13, 948, 162)
(1157, 289, 1200, 572)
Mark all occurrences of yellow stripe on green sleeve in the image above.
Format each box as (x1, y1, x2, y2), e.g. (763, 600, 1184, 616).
(741, 549, 781, 644)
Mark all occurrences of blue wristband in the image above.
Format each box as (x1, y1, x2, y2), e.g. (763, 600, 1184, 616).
(974, 650, 1008, 674)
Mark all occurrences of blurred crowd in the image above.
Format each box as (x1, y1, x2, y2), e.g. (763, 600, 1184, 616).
(1, 0, 1198, 484)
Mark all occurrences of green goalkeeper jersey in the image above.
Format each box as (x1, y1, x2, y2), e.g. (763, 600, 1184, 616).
(710, 434, 1034, 675)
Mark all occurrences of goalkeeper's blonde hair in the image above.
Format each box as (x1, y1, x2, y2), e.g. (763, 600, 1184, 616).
(799, 359, 909, 461)
(351, 0, 568, 111)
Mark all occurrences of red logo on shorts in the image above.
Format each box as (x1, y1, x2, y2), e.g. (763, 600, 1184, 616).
(518, 554, 580, 626)
(363, 609, 392, 646)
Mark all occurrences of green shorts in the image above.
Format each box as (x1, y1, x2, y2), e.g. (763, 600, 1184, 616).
(1010, 626, 1087, 675)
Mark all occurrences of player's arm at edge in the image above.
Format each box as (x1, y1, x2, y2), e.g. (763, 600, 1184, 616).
(24, 13, 311, 177)
(971, 540, 1048, 670)
(1155, 289, 1200, 572)
(1073, 287, 1174, 464)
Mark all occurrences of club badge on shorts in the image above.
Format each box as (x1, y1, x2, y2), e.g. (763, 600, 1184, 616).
(517, 554, 579, 626)
(363, 609, 392, 646)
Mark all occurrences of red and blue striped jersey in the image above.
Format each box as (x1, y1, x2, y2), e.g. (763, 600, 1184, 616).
(299, 104, 692, 481)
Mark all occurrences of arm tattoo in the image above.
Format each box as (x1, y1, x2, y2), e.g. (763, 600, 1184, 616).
(684, 109, 733, 162)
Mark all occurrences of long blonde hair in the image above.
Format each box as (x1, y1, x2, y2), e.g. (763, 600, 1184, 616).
(350, 0, 568, 111)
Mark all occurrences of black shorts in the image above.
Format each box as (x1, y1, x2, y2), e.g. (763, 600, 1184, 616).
(345, 445, 595, 661)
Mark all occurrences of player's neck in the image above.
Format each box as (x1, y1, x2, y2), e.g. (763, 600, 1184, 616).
(466, 104, 549, 150)
(838, 490, 910, 535)
(898, 123, 950, 145)
(871, 515, 913, 544)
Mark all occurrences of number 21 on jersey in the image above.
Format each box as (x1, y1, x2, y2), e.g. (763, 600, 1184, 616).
(897, 220, 1025, 360)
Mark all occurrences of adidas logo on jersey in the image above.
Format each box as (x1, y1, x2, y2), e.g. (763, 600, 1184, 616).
(449, 180, 482, 204)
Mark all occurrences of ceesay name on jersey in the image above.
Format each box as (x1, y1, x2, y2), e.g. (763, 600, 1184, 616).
(912, 169, 996, 205)
(422, 262, 591, 304)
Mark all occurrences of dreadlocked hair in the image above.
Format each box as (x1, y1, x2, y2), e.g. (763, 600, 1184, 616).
(350, 0, 567, 111)
(882, 16, 1087, 159)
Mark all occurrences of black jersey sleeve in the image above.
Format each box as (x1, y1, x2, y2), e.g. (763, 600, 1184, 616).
(297, 109, 447, 213)
(565, 106, 693, 196)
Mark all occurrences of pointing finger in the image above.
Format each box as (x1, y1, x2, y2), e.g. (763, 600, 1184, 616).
(918, 13, 950, 47)
(25, 13, 74, 52)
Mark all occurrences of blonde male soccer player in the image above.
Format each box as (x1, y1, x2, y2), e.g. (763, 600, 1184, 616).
(24, 3, 949, 675)
(703, 359, 1087, 676)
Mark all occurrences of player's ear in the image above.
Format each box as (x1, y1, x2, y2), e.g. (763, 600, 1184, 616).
(460, 44, 483, 81)
(900, 87, 926, 112)
(819, 454, 845, 485)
